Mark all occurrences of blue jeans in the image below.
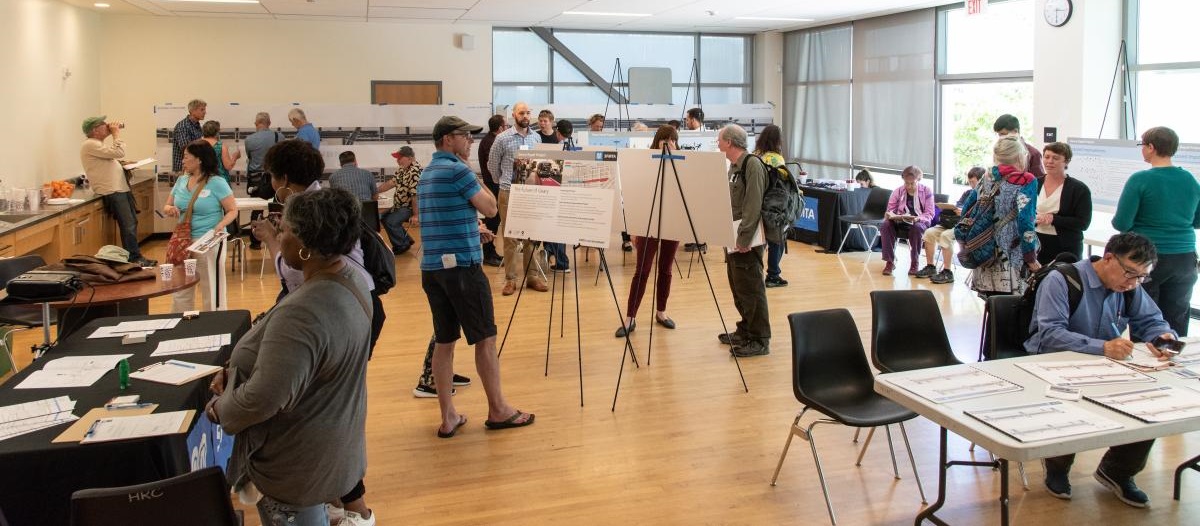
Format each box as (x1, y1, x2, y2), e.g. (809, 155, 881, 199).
(102, 192, 142, 260)
(547, 242, 569, 269)
(256, 494, 327, 526)
(381, 207, 413, 252)
(766, 240, 784, 279)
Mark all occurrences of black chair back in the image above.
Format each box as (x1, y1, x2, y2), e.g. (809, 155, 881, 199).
(934, 193, 949, 204)
(0, 256, 46, 289)
(789, 309, 877, 418)
(870, 290, 962, 373)
(985, 294, 1030, 360)
(361, 200, 381, 232)
(858, 188, 891, 221)
(70, 466, 238, 526)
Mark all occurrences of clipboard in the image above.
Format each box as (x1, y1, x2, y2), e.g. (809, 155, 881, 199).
(53, 405, 160, 443)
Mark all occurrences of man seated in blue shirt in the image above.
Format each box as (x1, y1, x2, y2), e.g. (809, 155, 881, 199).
(1026, 232, 1179, 508)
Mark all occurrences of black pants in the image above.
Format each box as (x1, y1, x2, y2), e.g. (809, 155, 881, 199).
(1143, 251, 1197, 336)
(482, 179, 502, 259)
(1043, 439, 1155, 480)
(726, 246, 771, 343)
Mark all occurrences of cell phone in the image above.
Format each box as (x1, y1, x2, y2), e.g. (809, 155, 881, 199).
(1151, 336, 1186, 355)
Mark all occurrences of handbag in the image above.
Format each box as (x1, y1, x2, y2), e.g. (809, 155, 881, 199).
(165, 177, 210, 265)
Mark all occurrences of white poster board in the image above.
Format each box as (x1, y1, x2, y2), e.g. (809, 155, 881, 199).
(1068, 137, 1200, 211)
(617, 149, 735, 247)
(504, 185, 615, 248)
(505, 150, 623, 247)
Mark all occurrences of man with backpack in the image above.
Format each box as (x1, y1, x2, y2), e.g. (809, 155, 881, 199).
(716, 124, 771, 357)
(1025, 232, 1178, 508)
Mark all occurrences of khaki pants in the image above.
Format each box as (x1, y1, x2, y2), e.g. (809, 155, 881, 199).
(497, 188, 546, 284)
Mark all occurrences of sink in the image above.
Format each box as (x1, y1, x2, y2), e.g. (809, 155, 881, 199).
(0, 213, 42, 223)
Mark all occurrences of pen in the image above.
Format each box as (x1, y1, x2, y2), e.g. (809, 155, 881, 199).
(1111, 322, 1122, 338)
(83, 420, 102, 438)
(108, 402, 155, 410)
(167, 360, 196, 369)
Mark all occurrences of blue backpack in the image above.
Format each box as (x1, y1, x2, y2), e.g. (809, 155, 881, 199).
(954, 167, 1015, 269)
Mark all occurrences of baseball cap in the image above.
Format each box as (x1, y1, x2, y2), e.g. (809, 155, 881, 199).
(82, 116, 107, 135)
(391, 145, 415, 159)
(432, 116, 482, 142)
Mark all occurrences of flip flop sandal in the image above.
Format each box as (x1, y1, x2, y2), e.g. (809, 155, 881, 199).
(484, 410, 535, 430)
(437, 415, 467, 438)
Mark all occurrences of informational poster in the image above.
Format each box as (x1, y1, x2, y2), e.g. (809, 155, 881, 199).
(1068, 137, 1200, 210)
(586, 131, 655, 149)
(504, 185, 615, 248)
(617, 149, 736, 247)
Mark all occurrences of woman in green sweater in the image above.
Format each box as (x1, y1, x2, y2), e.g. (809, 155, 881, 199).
(1112, 126, 1200, 335)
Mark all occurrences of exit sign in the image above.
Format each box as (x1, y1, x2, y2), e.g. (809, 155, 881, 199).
(966, 0, 988, 15)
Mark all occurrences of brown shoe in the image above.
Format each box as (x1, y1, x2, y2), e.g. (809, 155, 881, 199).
(527, 280, 549, 292)
(502, 281, 517, 296)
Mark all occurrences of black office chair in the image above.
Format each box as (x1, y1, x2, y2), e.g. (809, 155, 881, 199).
(70, 466, 239, 526)
(869, 289, 962, 373)
(983, 294, 1030, 361)
(835, 187, 890, 256)
(0, 255, 55, 371)
(361, 200, 381, 233)
(770, 309, 926, 525)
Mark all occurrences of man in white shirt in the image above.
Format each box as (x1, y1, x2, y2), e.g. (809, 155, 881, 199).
(80, 116, 155, 267)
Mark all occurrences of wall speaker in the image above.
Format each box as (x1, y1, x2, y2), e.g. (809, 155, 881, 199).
(459, 34, 475, 51)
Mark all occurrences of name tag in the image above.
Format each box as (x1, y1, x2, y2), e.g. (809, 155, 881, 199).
(441, 253, 456, 269)
(199, 189, 212, 198)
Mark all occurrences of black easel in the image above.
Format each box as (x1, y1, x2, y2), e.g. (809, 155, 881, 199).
(611, 144, 749, 411)
(1099, 40, 1137, 139)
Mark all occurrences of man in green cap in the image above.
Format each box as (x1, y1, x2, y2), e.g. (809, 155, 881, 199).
(80, 116, 155, 267)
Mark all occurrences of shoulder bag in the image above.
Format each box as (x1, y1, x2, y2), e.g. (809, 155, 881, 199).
(165, 177, 210, 265)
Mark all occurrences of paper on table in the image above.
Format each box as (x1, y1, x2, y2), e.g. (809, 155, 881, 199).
(130, 360, 221, 385)
(89, 326, 153, 339)
(114, 319, 180, 332)
(1086, 385, 1200, 423)
(1015, 358, 1156, 387)
(53, 405, 158, 443)
(966, 400, 1123, 442)
(150, 334, 232, 357)
(80, 410, 193, 444)
(13, 354, 134, 389)
(0, 396, 78, 441)
(1122, 344, 1174, 371)
(887, 366, 1024, 403)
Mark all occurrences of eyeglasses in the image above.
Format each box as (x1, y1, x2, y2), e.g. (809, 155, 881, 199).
(1137, 142, 1145, 146)
(1114, 256, 1153, 283)
(451, 131, 475, 141)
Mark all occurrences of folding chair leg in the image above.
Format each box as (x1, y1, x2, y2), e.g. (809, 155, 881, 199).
(835, 226, 855, 254)
(898, 422, 928, 503)
(852, 428, 862, 443)
(884, 425, 901, 480)
(805, 422, 839, 525)
(770, 415, 803, 486)
(1018, 461, 1029, 490)
(855, 427, 876, 467)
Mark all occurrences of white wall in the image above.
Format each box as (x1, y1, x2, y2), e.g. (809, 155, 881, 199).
(1032, 0, 1124, 142)
(98, 15, 493, 159)
(753, 32, 784, 124)
(0, 0, 102, 189)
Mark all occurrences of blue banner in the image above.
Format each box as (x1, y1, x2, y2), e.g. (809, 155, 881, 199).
(795, 196, 819, 232)
(187, 412, 235, 472)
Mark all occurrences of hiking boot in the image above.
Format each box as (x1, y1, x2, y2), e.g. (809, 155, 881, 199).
(930, 269, 955, 284)
(718, 332, 747, 345)
(765, 276, 789, 288)
(730, 341, 770, 357)
(914, 264, 938, 278)
(882, 262, 895, 276)
(1094, 468, 1149, 508)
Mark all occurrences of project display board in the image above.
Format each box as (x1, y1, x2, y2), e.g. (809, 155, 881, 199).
(503, 150, 621, 248)
(587, 130, 754, 153)
(1068, 137, 1200, 210)
(617, 149, 735, 247)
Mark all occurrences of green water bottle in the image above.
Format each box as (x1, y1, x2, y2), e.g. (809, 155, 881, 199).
(118, 359, 130, 390)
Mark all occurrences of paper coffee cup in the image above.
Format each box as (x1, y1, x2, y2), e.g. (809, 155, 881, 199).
(183, 258, 198, 277)
(158, 263, 174, 281)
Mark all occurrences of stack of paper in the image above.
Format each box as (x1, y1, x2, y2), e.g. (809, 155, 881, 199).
(887, 366, 1024, 403)
(14, 354, 133, 389)
(130, 360, 221, 385)
(1120, 344, 1175, 372)
(89, 318, 182, 339)
(1016, 359, 1156, 387)
(966, 400, 1123, 442)
(150, 334, 232, 357)
(1086, 385, 1200, 423)
(0, 396, 78, 441)
(81, 410, 192, 444)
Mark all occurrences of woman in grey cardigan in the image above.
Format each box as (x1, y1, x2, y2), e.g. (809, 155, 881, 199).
(206, 188, 372, 526)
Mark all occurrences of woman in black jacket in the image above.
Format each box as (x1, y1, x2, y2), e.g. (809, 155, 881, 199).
(1035, 142, 1093, 264)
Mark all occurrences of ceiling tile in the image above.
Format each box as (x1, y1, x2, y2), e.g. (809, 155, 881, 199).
(261, 0, 368, 17)
(457, 0, 588, 24)
(372, 0, 476, 8)
(148, 0, 269, 14)
(368, 6, 467, 19)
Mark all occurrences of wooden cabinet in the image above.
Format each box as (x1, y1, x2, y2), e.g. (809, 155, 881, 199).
(59, 201, 108, 259)
(0, 233, 14, 258)
(16, 218, 60, 263)
(133, 180, 154, 241)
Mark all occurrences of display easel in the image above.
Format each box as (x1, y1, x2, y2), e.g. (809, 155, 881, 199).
(1099, 39, 1137, 139)
(610, 144, 748, 410)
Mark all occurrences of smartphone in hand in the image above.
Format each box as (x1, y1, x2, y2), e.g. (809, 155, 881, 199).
(1151, 335, 1186, 355)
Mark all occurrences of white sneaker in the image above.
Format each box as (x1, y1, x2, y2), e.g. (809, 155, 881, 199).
(325, 503, 345, 523)
(335, 510, 376, 526)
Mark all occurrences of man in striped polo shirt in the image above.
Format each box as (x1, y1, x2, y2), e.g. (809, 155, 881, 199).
(419, 116, 535, 438)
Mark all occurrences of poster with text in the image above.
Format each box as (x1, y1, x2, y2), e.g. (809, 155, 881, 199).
(617, 149, 736, 247)
(504, 185, 616, 248)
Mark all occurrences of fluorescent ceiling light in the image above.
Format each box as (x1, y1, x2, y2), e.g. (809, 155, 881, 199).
(163, 0, 261, 4)
(562, 11, 652, 17)
(734, 16, 814, 22)
(94, 2, 110, 7)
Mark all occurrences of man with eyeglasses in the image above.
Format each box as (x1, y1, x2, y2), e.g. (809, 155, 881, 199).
(1025, 231, 1178, 509)
(488, 102, 548, 295)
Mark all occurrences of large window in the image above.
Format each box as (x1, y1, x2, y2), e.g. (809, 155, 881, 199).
(492, 29, 752, 106)
(1133, 0, 1200, 142)
(936, 0, 1034, 198)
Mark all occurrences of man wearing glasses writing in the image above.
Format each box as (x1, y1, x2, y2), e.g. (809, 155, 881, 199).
(1026, 232, 1178, 508)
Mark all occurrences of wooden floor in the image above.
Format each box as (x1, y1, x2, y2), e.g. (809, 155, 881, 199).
(11, 239, 1200, 524)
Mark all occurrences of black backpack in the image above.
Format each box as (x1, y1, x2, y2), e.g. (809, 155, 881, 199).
(740, 154, 805, 244)
(1015, 253, 1136, 344)
(355, 219, 396, 295)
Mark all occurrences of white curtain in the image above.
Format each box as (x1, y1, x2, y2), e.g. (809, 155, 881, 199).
(783, 24, 852, 180)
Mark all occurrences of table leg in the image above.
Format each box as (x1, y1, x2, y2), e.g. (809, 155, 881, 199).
(999, 458, 1009, 526)
(1174, 453, 1200, 500)
(915, 427, 949, 525)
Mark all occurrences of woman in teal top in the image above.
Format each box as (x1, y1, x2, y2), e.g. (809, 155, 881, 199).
(1112, 126, 1200, 335)
(164, 140, 238, 312)
(201, 120, 240, 180)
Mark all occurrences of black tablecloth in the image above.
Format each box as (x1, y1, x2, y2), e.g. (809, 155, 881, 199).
(0, 310, 251, 526)
(790, 186, 874, 252)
